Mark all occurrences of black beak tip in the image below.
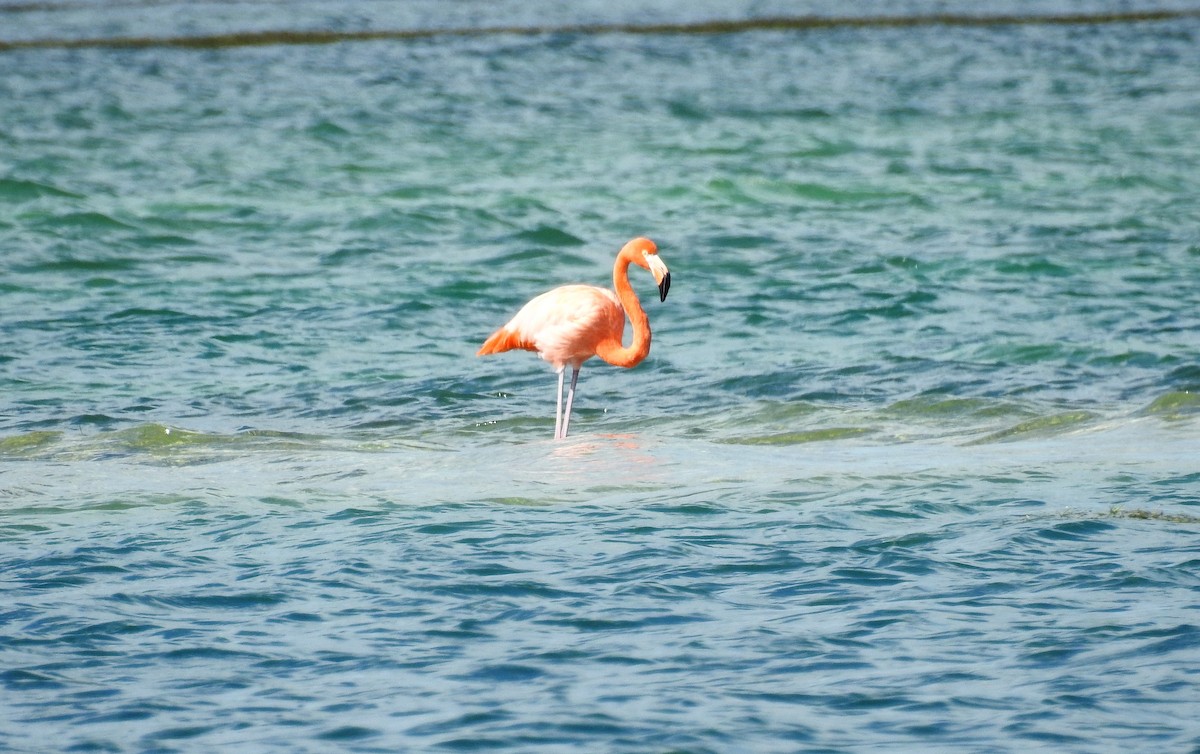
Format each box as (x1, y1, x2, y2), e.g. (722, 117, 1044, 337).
(659, 271, 671, 302)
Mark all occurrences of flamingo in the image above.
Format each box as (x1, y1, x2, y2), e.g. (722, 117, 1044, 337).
(477, 237, 672, 439)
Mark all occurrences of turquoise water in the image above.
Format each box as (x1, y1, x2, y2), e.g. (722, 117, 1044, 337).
(3, 4, 1200, 752)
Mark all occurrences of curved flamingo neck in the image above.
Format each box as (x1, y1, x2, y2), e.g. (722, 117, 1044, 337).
(596, 251, 651, 368)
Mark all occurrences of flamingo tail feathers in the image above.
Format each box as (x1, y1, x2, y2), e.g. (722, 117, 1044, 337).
(477, 327, 537, 357)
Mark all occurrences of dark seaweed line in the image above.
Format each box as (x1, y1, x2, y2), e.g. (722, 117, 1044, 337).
(2, 9, 1199, 52)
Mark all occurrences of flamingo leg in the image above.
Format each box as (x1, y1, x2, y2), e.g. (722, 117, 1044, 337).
(560, 366, 580, 439)
(554, 368, 566, 439)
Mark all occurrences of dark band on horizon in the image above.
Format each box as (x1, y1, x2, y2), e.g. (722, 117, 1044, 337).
(1, 9, 1197, 52)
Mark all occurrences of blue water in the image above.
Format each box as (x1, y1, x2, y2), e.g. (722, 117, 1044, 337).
(3, 3, 1200, 752)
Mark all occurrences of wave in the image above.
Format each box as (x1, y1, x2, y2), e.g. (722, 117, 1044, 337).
(4, 390, 1191, 461)
(0, 424, 331, 465)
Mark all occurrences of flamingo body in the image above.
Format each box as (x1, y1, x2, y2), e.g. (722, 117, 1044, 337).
(479, 285, 624, 370)
(478, 237, 671, 439)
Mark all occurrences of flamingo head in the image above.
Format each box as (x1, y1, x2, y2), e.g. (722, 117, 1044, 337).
(622, 237, 671, 302)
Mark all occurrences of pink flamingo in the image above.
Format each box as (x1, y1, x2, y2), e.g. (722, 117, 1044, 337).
(478, 237, 672, 439)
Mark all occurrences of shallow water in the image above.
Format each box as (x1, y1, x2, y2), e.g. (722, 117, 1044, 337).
(2, 2, 1200, 752)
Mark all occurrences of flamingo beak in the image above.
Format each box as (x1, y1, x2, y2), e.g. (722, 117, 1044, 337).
(646, 254, 671, 302)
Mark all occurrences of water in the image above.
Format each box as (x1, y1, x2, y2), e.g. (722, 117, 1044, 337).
(3, 3, 1200, 752)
